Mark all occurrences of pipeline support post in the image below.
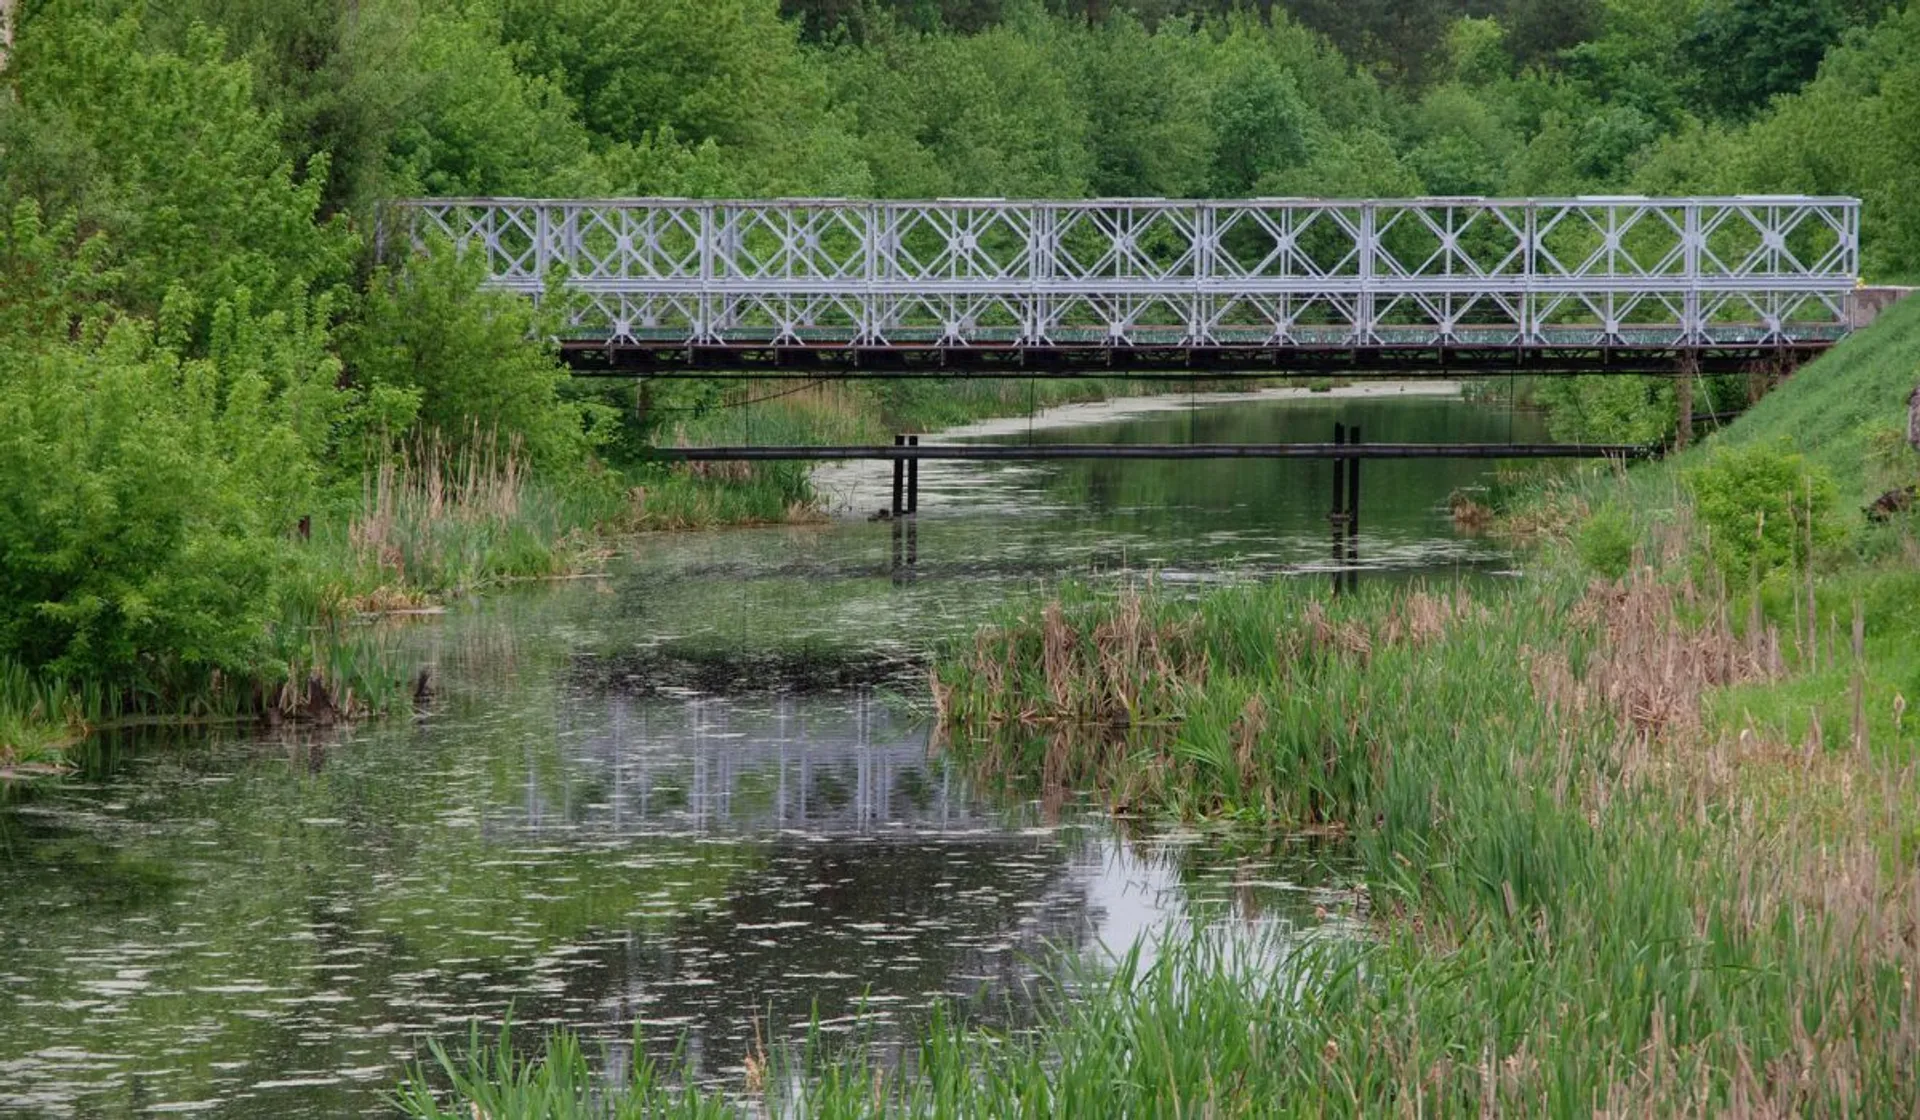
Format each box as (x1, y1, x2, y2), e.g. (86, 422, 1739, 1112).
(892, 435, 906, 517)
(1347, 426, 1361, 595)
(1332, 423, 1348, 525)
(907, 435, 919, 514)
(1348, 426, 1362, 534)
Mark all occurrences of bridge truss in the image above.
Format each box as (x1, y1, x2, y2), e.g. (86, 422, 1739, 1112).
(383, 196, 1860, 374)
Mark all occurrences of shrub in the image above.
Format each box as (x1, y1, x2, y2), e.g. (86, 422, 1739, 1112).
(0, 325, 290, 686)
(1576, 503, 1636, 578)
(1687, 440, 1841, 584)
(346, 247, 613, 473)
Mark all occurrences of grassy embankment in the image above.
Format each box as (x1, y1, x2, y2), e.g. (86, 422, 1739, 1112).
(399, 304, 1920, 1113)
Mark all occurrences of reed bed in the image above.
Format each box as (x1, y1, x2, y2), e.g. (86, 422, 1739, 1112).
(406, 534, 1920, 1113)
(289, 429, 619, 620)
(625, 463, 822, 531)
(0, 657, 102, 773)
(920, 513, 1920, 1111)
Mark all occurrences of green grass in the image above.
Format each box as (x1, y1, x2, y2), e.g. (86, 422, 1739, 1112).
(407, 557, 1920, 1112)
(1713, 294, 1920, 504)
(394, 310, 1920, 1113)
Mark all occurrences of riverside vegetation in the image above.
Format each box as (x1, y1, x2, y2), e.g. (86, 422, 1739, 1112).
(397, 252, 1920, 1115)
(8, 0, 1920, 765)
(2, 0, 1919, 1107)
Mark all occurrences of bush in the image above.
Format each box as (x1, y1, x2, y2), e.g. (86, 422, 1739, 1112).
(0, 326, 288, 684)
(1687, 440, 1841, 584)
(346, 246, 613, 472)
(1576, 503, 1636, 578)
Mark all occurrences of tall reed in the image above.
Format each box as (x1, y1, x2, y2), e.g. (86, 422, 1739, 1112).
(0, 657, 103, 771)
(922, 498, 1920, 1110)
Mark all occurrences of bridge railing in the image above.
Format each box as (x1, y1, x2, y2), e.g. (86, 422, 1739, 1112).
(381, 197, 1861, 350)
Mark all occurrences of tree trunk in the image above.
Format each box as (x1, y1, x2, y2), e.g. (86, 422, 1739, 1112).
(1908, 384, 1920, 454)
(1675, 370, 1694, 451)
(1, 0, 13, 72)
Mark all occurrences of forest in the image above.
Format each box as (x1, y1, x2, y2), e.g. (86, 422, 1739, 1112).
(4, 0, 1920, 750)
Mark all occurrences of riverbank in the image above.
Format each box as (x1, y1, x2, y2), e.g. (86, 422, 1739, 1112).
(0, 375, 1288, 777)
(921, 304, 1920, 1109)
(397, 310, 1919, 1112)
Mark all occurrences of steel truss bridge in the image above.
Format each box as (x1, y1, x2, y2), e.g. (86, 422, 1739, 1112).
(384, 195, 1861, 376)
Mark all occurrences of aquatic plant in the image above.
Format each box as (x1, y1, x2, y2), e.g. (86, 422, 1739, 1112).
(922, 519, 1920, 1111)
(319, 427, 618, 610)
(0, 657, 100, 773)
(396, 1021, 736, 1119)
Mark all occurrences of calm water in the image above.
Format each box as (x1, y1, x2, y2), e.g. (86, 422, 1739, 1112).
(0, 388, 1542, 1116)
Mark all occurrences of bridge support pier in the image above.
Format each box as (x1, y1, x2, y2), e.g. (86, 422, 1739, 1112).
(1331, 423, 1361, 594)
(1675, 363, 1695, 451)
(892, 435, 905, 517)
(891, 434, 920, 516)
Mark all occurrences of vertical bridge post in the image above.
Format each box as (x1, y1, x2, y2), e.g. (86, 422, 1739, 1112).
(908, 435, 920, 515)
(1332, 422, 1347, 525)
(892, 435, 906, 517)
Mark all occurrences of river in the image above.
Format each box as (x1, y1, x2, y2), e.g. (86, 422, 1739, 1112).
(0, 385, 1544, 1116)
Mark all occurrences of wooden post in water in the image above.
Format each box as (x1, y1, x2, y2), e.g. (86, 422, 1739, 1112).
(1331, 423, 1347, 523)
(892, 434, 906, 517)
(907, 435, 920, 514)
(1331, 423, 1349, 595)
(1348, 426, 1362, 532)
(1347, 426, 1361, 595)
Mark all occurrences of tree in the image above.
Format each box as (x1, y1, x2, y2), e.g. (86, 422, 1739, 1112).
(1499, 0, 1602, 67)
(346, 247, 606, 472)
(1685, 0, 1844, 117)
(0, 12, 353, 334)
(1074, 14, 1214, 196)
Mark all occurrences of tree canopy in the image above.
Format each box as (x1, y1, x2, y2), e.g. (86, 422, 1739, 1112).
(3, 0, 1919, 690)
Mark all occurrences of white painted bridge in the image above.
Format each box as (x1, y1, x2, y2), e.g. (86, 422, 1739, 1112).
(383, 196, 1861, 374)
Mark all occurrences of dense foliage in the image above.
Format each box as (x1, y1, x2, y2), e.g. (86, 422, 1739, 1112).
(3, 0, 1918, 700)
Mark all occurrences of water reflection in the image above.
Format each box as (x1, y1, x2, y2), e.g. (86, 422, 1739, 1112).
(0, 677, 1343, 1116)
(0, 389, 1513, 1115)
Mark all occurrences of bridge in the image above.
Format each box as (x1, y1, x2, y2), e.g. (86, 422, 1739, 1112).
(384, 195, 1861, 376)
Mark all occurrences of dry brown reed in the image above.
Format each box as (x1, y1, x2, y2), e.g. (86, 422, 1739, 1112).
(1448, 489, 1496, 533)
(1522, 535, 1920, 1113)
(352, 424, 528, 573)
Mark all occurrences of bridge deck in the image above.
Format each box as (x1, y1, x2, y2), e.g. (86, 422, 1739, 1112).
(386, 196, 1861, 374)
(648, 442, 1656, 462)
(566, 340, 1830, 376)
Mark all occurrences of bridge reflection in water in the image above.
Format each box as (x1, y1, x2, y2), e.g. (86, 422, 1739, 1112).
(521, 691, 983, 837)
(464, 685, 1348, 1083)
